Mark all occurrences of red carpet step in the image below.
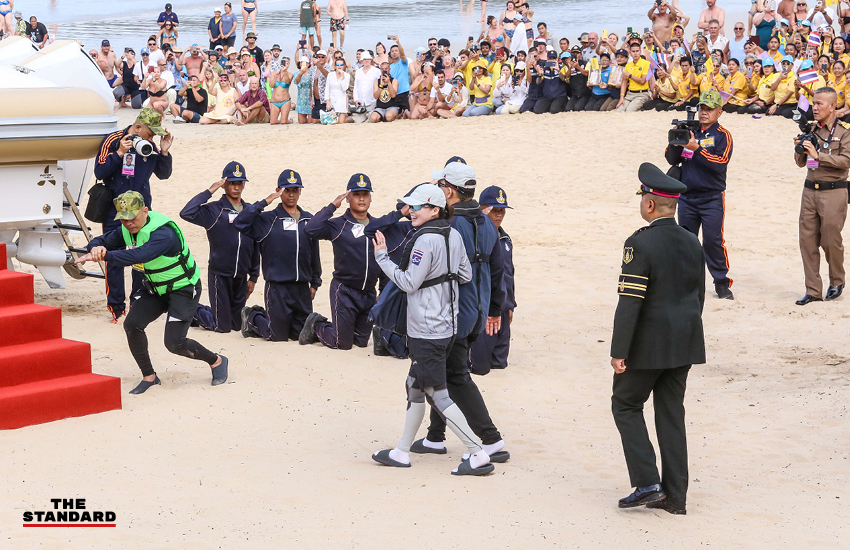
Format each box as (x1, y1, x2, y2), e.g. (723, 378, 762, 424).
(0, 243, 121, 429)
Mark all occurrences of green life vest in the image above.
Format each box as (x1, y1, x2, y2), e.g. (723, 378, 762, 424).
(121, 211, 200, 296)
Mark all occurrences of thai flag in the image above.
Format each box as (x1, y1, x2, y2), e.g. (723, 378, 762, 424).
(798, 69, 820, 84)
(808, 32, 821, 48)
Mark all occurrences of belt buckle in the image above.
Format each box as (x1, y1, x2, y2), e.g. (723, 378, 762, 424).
(815, 183, 820, 190)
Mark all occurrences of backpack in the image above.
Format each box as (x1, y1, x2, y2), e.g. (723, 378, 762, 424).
(369, 222, 457, 338)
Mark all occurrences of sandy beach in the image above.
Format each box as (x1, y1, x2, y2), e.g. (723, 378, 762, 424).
(2, 109, 849, 548)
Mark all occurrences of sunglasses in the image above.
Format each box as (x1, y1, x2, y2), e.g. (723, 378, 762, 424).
(429, 43, 437, 46)
(409, 204, 433, 211)
(335, 63, 345, 67)
(734, 27, 744, 31)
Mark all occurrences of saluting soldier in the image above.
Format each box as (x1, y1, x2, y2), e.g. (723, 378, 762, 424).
(234, 169, 323, 341)
(610, 163, 706, 515)
(179, 161, 260, 333)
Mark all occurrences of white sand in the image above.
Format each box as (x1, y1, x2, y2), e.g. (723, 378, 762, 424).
(3, 109, 849, 548)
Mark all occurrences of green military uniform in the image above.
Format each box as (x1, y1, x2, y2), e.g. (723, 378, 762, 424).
(610, 163, 706, 513)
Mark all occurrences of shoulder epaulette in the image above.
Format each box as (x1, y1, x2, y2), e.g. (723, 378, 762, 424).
(631, 226, 650, 236)
(839, 120, 850, 130)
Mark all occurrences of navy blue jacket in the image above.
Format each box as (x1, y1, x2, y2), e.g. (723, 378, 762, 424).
(94, 127, 173, 220)
(304, 204, 402, 291)
(451, 200, 506, 339)
(179, 191, 260, 281)
(665, 122, 732, 196)
(234, 200, 322, 288)
(498, 227, 516, 311)
(87, 219, 181, 267)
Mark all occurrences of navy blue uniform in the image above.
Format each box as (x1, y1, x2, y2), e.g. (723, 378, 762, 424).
(426, 200, 505, 446)
(234, 200, 322, 341)
(470, 226, 515, 373)
(304, 204, 402, 350)
(665, 122, 733, 288)
(94, 127, 173, 318)
(179, 191, 260, 333)
(375, 213, 415, 359)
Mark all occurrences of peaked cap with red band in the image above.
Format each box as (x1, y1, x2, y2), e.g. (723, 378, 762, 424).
(635, 162, 687, 198)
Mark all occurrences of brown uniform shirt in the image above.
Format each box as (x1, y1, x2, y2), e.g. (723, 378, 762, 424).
(794, 118, 850, 183)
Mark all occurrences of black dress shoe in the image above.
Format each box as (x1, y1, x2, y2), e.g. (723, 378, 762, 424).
(618, 484, 666, 509)
(298, 312, 327, 345)
(647, 499, 687, 515)
(795, 294, 823, 306)
(826, 284, 844, 301)
(715, 283, 734, 300)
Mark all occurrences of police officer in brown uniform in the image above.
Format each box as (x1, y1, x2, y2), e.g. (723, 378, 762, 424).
(610, 163, 706, 515)
(793, 87, 850, 305)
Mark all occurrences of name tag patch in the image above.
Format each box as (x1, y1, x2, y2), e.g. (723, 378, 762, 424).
(411, 249, 424, 265)
(681, 149, 694, 159)
(351, 223, 365, 238)
(282, 218, 298, 231)
(699, 137, 714, 148)
(228, 212, 238, 223)
(807, 156, 820, 169)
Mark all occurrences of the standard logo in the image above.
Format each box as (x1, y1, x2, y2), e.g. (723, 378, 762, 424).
(497, 189, 506, 204)
(22, 498, 116, 527)
(357, 174, 367, 188)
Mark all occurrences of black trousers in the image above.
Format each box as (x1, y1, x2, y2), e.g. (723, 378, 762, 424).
(643, 98, 676, 111)
(124, 281, 218, 377)
(565, 94, 590, 112)
(248, 281, 313, 341)
(194, 272, 249, 333)
(315, 278, 375, 350)
(103, 220, 144, 317)
(585, 95, 610, 111)
(773, 103, 797, 118)
(722, 103, 742, 114)
(612, 365, 690, 504)
(673, 97, 700, 111)
(519, 97, 538, 113)
(426, 336, 502, 446)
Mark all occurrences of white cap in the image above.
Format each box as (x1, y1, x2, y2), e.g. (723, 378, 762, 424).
(316, 49, 327, 57)
(400, 184, 447, 208)
(360, 51, 372, 60)
(214, 6, 221, 12)
(431, 162, 476, 189)
(300, 56, 310, 63)
(515, 61, 526, 70)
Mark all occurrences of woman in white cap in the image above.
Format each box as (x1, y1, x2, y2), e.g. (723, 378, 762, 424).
(370, 184, 494, 476)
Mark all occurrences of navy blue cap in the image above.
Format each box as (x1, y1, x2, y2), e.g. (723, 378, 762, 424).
(102, 39, 110, 47)
(479, 185, 512, 209)
(222, 161, 248, 182)
(347, 173, 373, 192)
(445, 156, 467, 166)
(277, 169, 303, 189)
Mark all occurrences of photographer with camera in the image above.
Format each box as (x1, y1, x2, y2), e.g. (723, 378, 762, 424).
(94, 108, 173, 322)
(665, 90, 735, 300)
(793, 87, 850, 305)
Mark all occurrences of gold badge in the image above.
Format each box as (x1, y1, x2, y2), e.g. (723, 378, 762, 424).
(497, 189, 506, 204)
(234, 164, 243, 177)
(357, 174, 367, 187)
(288, 171, 297, 184)
(623, 247, 634, 264)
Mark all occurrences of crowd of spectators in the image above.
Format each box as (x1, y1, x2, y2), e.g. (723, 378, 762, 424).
(12, 0, 850, 124)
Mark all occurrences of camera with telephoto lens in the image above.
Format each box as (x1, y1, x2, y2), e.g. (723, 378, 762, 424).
(792, 109, 819, 155)
(669, 107, 700, 145)
(131, 135, 154, 157)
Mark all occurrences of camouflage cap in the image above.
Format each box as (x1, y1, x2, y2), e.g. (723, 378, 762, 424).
(698, 90, 722, 109)
(113, 191, 146, 220)
(135, 107, 167, 136)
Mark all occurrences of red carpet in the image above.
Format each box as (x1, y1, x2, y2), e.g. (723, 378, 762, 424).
(0, 243, 121, 429)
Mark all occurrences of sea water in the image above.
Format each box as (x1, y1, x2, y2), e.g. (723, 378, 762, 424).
(21, 0, 723, 54)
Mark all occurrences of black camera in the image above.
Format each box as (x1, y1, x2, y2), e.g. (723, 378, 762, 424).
(793, 110, 818, 155)
(512, 74, 521, 85)
(669, 107, 700, 145)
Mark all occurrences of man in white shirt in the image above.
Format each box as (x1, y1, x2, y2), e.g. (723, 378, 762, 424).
(235, 70, 251, 96)
(808, 1, 833, 30)
(353, 51, 381, 114)
(134, 48, 156, 82)
(724, 22, 747, 63)
(705, 19, 728, 56)
(147, 38, 166, 65)
(428, 70, 453, 115)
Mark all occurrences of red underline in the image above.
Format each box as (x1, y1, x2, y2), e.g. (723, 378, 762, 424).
(24, 523, 115, 527)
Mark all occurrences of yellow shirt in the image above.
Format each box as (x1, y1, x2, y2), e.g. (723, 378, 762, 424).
(749, 74, 761, 98)
(462, 58, 489, 87)
(829, 75, 847, 104)
(774, 72, 797, 104)
(624, 57, 651, 92)
(757, 73, 779, 102)
(801, 74, 828, 100)
(674, 70, 696, 100)
(469, 73, 494, 108)
(656, 77, 677, 103)
(725, 71, 748, 106)
(699, 71, 726, 93)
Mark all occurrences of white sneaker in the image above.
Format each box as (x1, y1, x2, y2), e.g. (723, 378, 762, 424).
(172, 116, 185, 123)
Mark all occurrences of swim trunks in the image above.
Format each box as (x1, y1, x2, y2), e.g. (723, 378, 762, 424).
(330, 17, 345, 31)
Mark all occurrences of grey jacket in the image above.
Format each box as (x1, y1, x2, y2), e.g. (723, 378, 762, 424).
(375, 228, 472, 339)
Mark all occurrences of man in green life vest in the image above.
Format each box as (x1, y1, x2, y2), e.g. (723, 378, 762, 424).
(77, 191, 229, 394)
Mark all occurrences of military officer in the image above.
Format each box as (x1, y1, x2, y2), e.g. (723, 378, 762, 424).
(610, 163, 706, 515)
(77, 191, 228, 394)
(179, 161, 260, 333)
(470, 185, 515, 374)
